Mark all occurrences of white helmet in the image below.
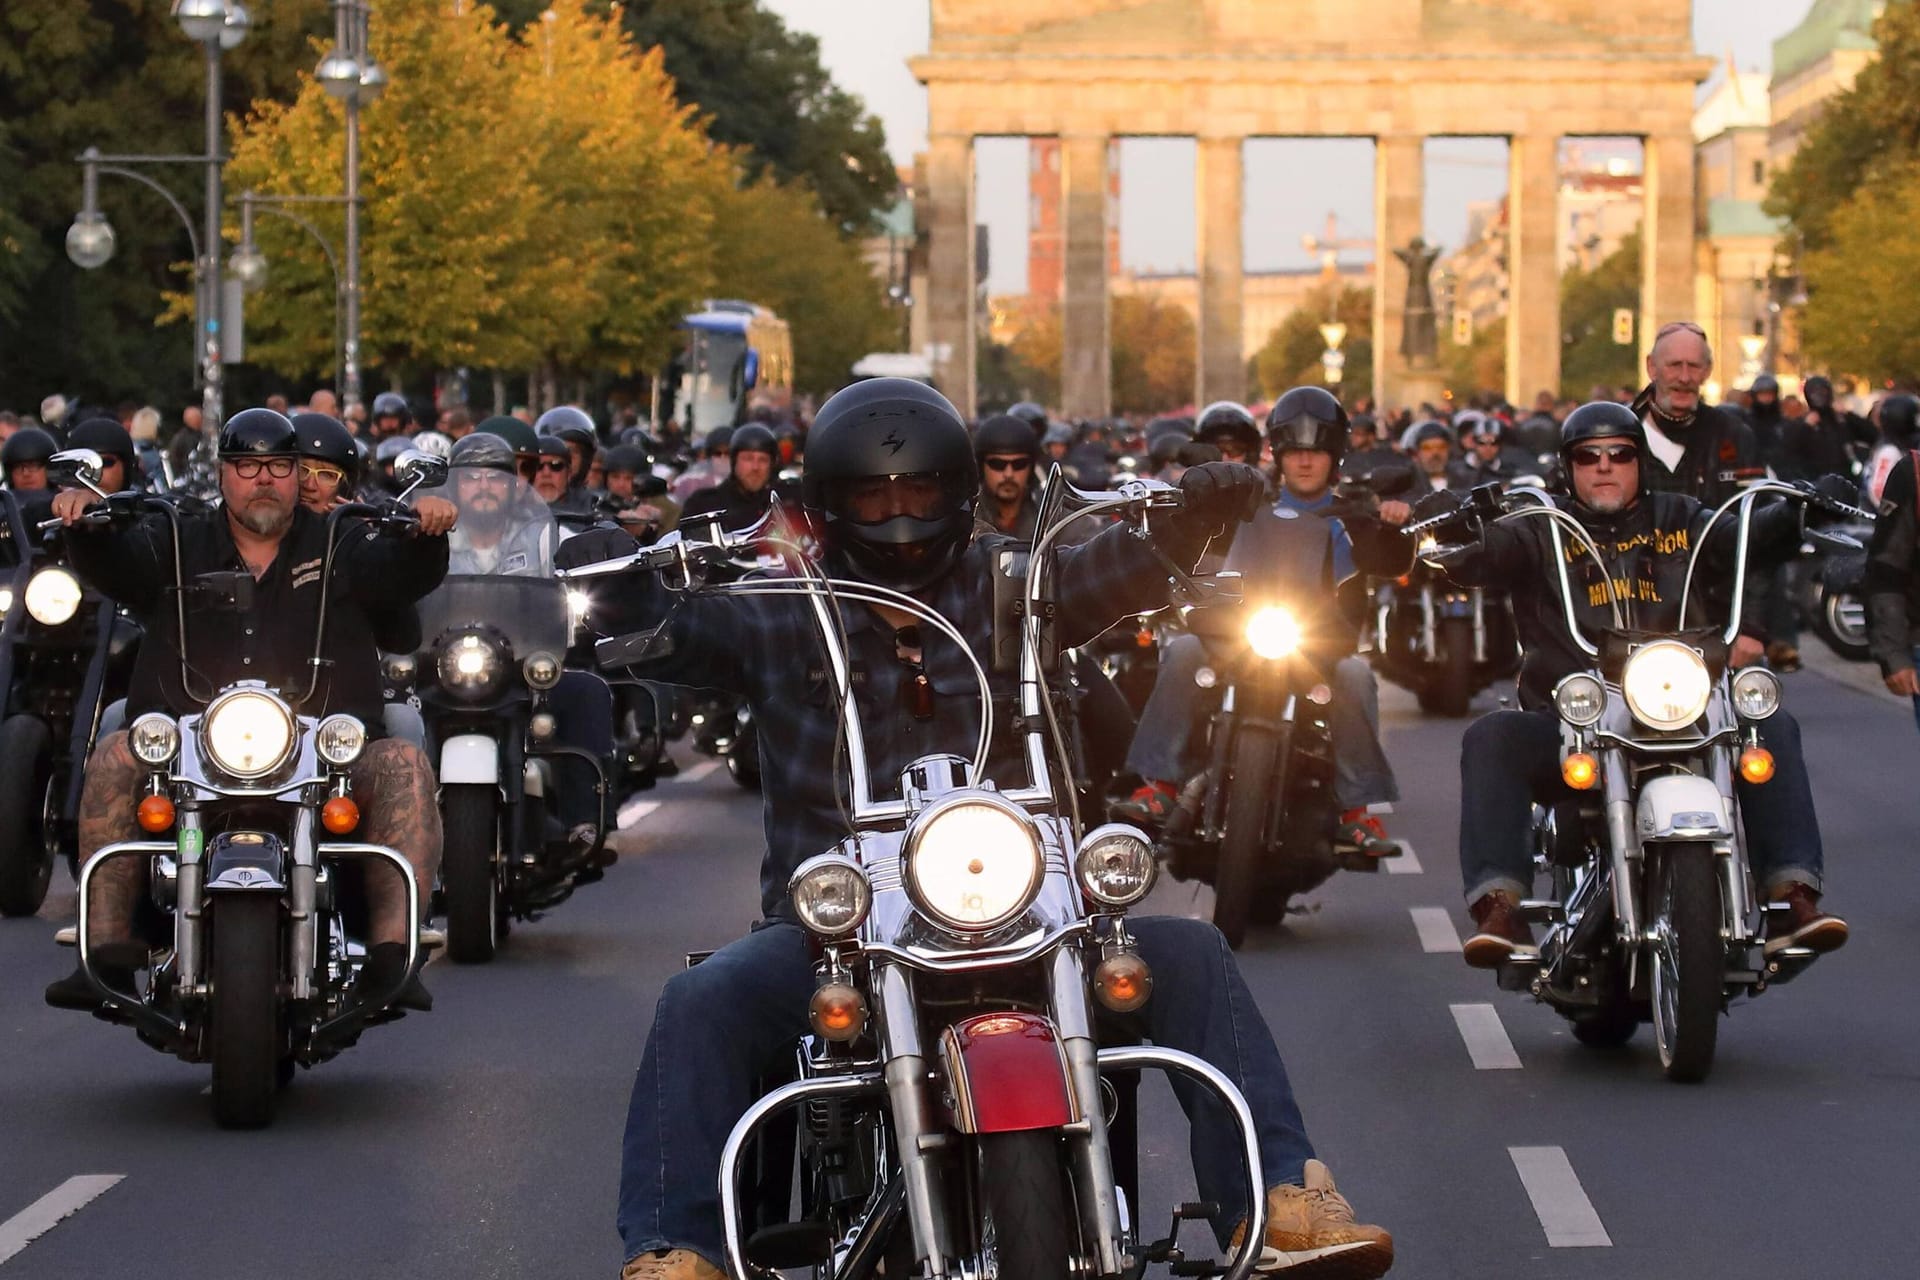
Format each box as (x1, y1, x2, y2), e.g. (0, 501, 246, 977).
(410, 430, 453, 459)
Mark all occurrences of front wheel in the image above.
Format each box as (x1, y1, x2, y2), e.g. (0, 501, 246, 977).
(442, 783, 501, 964)
(1649, 843, 1723, 1083)
(1814, 589, 1871, 662)
(1428, 617, 1475, 718)
(976, 1131, 1073, 1280)
(1213, 722, 1282, 949)
(209, 893, 283, 1128)
(0, 716, 55, 917)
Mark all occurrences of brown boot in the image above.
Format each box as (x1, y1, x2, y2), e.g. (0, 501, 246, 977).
(1231, 1160, 1394, 1278)
(1766, 883, 1847, 955)
(620, 1251, 723, 1280)
(1464, 891, 1536, 969)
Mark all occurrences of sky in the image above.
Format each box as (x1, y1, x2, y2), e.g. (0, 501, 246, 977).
(762, 0, 1822, 295)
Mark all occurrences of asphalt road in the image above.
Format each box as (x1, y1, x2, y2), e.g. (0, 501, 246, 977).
(2, 656, 1915, 1279)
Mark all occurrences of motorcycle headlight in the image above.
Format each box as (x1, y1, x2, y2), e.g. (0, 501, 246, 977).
(1245, 606, 1300, 660)
(522, 650, 562, 690)
(0, 586, 13, 615)
(567, 589, 591, 623)
(1621, 640, 1712, 732)
(903, 792, 1044, 933)
(439, 633, 503, 694)
(201, 688, 297, 779)
(789, 854, 872, 939)
(129, 713, 179, 765)
(316, 714, 367, 766)
(1553, 673, 1606, 727)
(24, 567, 83, 626)
(1075, 823, 1157, 908)
(1731, 667, 1782, 720)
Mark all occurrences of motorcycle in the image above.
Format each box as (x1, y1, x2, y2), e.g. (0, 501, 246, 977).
(0, 489, 140, 914)
(396, 467, 610, 964)
(1405, 478, 1871, 1082)
(1801, 520, 1872, 662)
(564, 477, 1267, 1280)
(1368, 558, 1521, 717)
(60, 448, 440, 1127)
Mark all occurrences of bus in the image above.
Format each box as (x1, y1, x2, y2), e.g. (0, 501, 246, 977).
(669, 300, 792, 441)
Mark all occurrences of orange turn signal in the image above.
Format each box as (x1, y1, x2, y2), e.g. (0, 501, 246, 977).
(1135, 627, 1153, 648)
(1561, 753, 1599, 790)
(809, 981, 867, 1042)
(137, 794, 175, 833)
(1738, 748, 1775, 785)
(321, 796, 361, 835)
(1093, 952, 1154, 1013)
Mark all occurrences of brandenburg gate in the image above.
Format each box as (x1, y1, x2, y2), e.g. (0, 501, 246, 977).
(912, 0, 1713, 418)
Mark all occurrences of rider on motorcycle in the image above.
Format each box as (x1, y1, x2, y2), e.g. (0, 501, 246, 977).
(64, 418, 152, 495)
(42, 408, 457, 1011)
(679, 423, 783, 531)
(570, 379, 1394, 1280)
(972, 412, 1046, 538)
(1114, 388, 1413, 856)
(1194, 401, 1263, 466)
(1431, 401, 1848, 966)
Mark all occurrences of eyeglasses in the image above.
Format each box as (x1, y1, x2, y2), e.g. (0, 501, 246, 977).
(300, 463, 345, 485)
(534, 458, 570, 474)
(227, 457, 295, 480)
(1569, 444, 1640, 467)
(982, 456, 1032, 473)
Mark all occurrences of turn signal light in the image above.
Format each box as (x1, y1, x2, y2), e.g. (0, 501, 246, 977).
(809, 981, 867, 1042)
(1561, 753, 1599, 790)
(1093, 952, 1154, 1013)
(1739, 748, 1776, 785)
(136, 795, 175, 833)
(1135, 627, 1153, 648)
(321, 796, 361, 834)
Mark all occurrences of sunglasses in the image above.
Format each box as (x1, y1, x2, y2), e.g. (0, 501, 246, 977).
(982, 456, 1032, 473)
(300, 463, 345, 485)
(1569, 444, 1640, 467)
(533, 459, 570, 474)
(228, 457, 296, 480)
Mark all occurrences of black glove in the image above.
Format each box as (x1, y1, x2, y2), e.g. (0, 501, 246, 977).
(1171, 461, 1267, 542)
(1798, 472, 1859, 523)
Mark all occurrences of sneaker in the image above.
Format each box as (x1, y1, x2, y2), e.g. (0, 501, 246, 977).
(1766, 883, 1847, 955)
(1231, 1160, 1394, 1278)
(1334, 811, 1398, 858)
(1113, 779, 1177, 825)
(1766, 641, 1802, 673)
(1464, 891, 1536, 969)
(621, 1250, 724, 1280)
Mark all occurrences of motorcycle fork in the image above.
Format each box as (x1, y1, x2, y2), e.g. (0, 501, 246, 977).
(175, 803, 205, 990)
(1260, 698, 1298, 851)
(287, 803, 319, 1001)
(1601, 750, 1643, 956)
(1419, 584, 1437, 662)
(1710, 746, 1756, 942)
(1471, 588, 1488, 664)
(1199, 686, 1237, 838)
(1050, 945, 1125, 1278)
(874, 963, 956, 1279)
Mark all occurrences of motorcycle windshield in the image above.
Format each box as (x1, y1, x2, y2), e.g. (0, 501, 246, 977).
(414, 469, 568, 653)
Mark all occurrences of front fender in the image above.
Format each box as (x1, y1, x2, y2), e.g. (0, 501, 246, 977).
(439, 732, 499, 785)
(1634, 773, 1732, 842)
(939, 1012, 1080, 1134)
(203, 832, 287, 892)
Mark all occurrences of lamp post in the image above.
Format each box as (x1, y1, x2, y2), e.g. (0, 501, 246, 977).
(316, 1, 385, 415)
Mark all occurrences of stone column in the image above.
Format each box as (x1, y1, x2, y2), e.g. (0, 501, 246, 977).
(1061, 134, 1112, 422)
(1373, 136, 1438, 410)
(925, 132, 977, 418)
(1195, 135, 1245, 407)
(1640, 129, 1697, 367)
(1505, 133, 1562, 406)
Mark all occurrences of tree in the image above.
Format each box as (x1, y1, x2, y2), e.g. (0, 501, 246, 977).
(1558, 231, 1641, 399)
(1111, 295, 1196, 415)
(1005, 306, 1063, 409)
(1252, 283, 1373, 401)
(1798, 164, 1920, 383)
(1443, 315, 1505, 402)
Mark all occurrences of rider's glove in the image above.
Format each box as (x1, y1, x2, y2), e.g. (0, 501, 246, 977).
(1171, 462, 1267, 543)
(1796, 473, 1859, 525)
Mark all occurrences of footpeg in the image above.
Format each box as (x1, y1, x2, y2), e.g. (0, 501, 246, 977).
(1518, 899, 1565, 924)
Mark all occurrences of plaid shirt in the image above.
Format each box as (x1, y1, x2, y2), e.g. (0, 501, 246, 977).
(587, 524, 1184, 921)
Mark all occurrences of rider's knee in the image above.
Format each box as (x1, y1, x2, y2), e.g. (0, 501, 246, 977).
(84, 730, 139, 788)
(1160, 633, 1206, 677)
(1331, 655, 1374, 695)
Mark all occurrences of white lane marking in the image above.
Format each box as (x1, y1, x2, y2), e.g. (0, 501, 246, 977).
(1384, 841, 1423, 874)
(1509, 1147, 1611, 1247)
(674, 760, 722, 784)
(1410, 906, 1461, 953)
(617, 798, 661, 830)
(1449, 1003, 1522, 1070)
(0, 1176, 124, 1266)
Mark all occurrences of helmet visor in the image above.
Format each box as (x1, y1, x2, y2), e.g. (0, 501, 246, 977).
(1268, 414, 1339, 454)
(823, 472, 971, 541)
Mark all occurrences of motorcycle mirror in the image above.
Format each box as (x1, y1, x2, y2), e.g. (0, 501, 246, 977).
(186, 570, 255, 612)
(49, 448, 110, 498)
(393, 450, 449, 493)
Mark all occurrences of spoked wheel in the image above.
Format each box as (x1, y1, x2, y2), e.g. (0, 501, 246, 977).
(442, 784, 501, 964)
(209, 894, 284, 1128)
(975, 1131, 1074, 1280)
(1213, 723, 1281, 949)
(1649, 843, 1723, 1083)
(0, 717, 55, 917)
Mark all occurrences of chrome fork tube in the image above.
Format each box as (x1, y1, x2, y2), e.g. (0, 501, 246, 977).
(288, 805, 318, 1000)
(1419, 584, 1437, 661)
(1711, 746, 1754, 940)
(876, 963, 952, 1279)
(1471, 588, 1488, 664)
(175, 804, 204, 988)
(1051, 946, 1124, 1277)
(1602, 752, 1641, 947)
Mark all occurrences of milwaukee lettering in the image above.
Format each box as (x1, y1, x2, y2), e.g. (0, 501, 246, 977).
(1587, 576, 1663, 608)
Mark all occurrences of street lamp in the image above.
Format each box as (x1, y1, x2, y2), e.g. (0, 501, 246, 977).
(315, 1, 385, 414)
(65, 214, 116, 271)
(1319, 321, 1348, 386)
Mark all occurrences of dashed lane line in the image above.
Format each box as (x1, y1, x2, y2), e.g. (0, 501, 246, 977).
(1449, 1003, 1522, 1070)
(0, 1176, 124, 1266)
(616, 798, 661, 830)
(1384, 841, 1423, 874)
(1509, 1147, 1612, 1247)
(674, 760, 723, 784)
(1410, 906, 1462, 953)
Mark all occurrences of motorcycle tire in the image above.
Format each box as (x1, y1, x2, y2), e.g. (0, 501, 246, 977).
(976, 1131, 1074, 1280)
(1649, 842, 1722, 1084)
(1570, 1000, 1639, 1049)
(209, 893, 283, 1129)
(1429, 617, 1475, 718)
(442, 783, 502, 964)
(1213, 723, 1281, 950)
(0, 716, 55, 917)
(1813, 588, 1871, 662)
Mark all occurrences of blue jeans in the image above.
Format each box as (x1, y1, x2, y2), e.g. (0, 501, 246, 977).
(546, 670, 615, 828)
(1126, 636, 1398, 810)
(1457, 707, 1825, 904)
(617, 916, 1316, 1268)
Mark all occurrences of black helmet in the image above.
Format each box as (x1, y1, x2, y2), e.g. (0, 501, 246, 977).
(1750, 374, 1780, 398)
(730, 423, 778, 459)
(371, 391, 411, 425)
(291, 413, 360, 496)
(1558, 400, 1647, 456)
(536, 435, 571, 464)
(474, 415, 539, 456)
(603, 445, 647, 476)
(1266, 386, 1348, 460)
(2, 425, 59, 470)
(1006, 401, 1049, 436)
(705, 425, 735, 454)
(65, 417, 138, 477)
(973, 413, 1040, 461)
(1879, 394, 1919, 445)
(1804, 375, 1836, 411)
(801, 378, 976, 591)
(536, 405, 596, 440)
(218, 407, 299, 457)
(1148, 428, 1192, 468)
(450, 432, 518, 474)
(1194, 401, 1262, 457)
